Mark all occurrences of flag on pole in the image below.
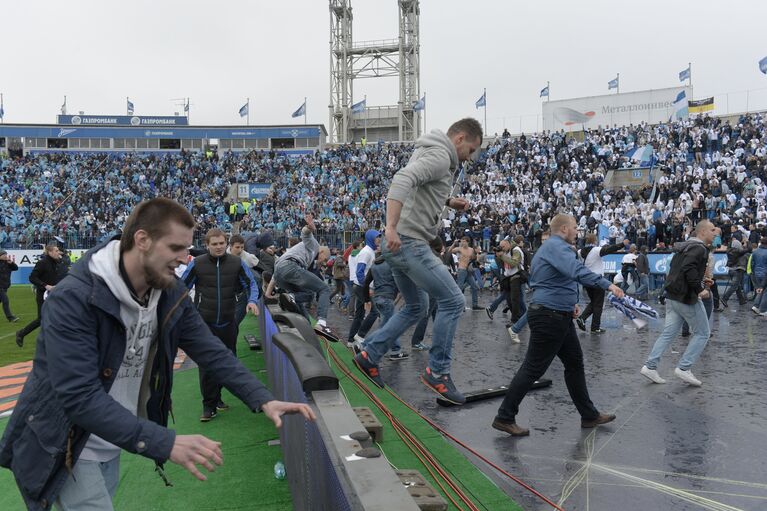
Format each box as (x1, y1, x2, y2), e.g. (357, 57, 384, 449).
(291, 101, 306, 118)
(127, 98, 134, 115)
(184, 99, 189, 113)
(759, 56, 767, 74)
(626, 144, 654, 167)
(351, 99, 366, 114)
(607, 76, 619, 90)
(679, 65, 691, 82)
(413, 95, 425, 111)
(671, 90, 689, 120)
(539, 85, 549, 98)
(0, 103, 4, 120)
(239, 102, 249, 117)
(475, 91, 486, 109)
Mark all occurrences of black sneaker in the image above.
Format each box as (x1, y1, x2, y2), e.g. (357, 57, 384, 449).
(200, 409, 217, 422)
(576, 318, 586, 331)
(420, 368, 465, 405)
(388, 352, 410, 361)
(720, 298, 728, 308)
(15, 331, 23, 348)
(216, 401, 230, 411)
(314, 323, 340, 342)
(590, 328, 606, 334)
(471, 305, 483, 311)
(353, 351, 385, 388)
(8, 316, 19, 323)
(485, 307, 494, 320)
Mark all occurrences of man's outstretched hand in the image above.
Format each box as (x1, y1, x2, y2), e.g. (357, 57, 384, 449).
(262, 400, 316, 428)
(170, 434, 223, 481)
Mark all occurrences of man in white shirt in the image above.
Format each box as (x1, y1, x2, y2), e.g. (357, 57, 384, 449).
(620, 244, 639, 292)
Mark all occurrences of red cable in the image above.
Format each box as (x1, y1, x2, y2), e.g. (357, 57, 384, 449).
(327, 343, 564, 511)
(327, 346, 480, 511)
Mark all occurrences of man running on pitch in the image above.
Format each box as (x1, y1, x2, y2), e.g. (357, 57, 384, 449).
(353, 118, 483, 405)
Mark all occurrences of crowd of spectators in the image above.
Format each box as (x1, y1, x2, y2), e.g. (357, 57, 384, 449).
(1, 113, 766, 253)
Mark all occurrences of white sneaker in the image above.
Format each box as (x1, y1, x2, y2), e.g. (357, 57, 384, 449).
(674, 367, 702, 386)
(354, 334, 365, 343)
(752, 306, 760, 314)
(507, 327, 521, 343)
(640, 365, 666, 384)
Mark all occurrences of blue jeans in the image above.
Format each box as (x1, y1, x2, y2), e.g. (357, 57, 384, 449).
(456, 268, 479, 307)
(755, 276, 767, 312)
(364, 235, 465, 374)
(488, 291, 506, 312)
(411, 291, 436, 345)
(274, 259, 330, 322)
(55, 457, 120, 510)
(511, 312, 528, 333)
(636, 273, 650, 298)
(645, 299, 710, 371)
(373, 295, 401, 352)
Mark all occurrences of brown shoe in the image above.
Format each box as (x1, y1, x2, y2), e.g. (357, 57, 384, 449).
(581, 413, 616, 428)
(491, 418, 530, 437)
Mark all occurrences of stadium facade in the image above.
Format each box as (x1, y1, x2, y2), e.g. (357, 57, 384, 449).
(0, 115, 327, 155)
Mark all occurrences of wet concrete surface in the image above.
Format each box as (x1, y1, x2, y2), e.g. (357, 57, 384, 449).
(328, 290, 767, 511)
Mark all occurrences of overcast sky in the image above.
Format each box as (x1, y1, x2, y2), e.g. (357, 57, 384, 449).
(2, 0, 767, 135)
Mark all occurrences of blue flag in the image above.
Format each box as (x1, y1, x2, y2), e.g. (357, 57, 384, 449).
(413, 95, 425, 111)
(475, 91, 486, 109)
(184, 99, 189, 113)
(0, 104, 4, 120)
(626, 144, 654, 167)
(351, 99, 366, 114)
(239, 102, 249, 117)
(127, 99, 134, 115)
(608, 76, 619, 90)
(291, 101, 306, 118)
(539, 85, 549, 98)
(760, 56, 767, 75)
(679, 65, 690, 82)
(671, 90, 688, 120)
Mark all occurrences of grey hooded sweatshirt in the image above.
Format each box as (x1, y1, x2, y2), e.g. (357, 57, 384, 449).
(387, 129, 459, 242)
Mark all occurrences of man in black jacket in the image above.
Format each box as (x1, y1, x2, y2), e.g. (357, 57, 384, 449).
(576, 234, 624, 333)
(182, 228, 260, 421)
(15, 243, 64, 347)
(721, 236, 750, 307)
(641, 220, 716, 387)
(0, 250, 20, 322)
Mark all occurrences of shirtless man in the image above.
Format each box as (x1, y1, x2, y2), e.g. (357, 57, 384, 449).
(452, 237, 482, 310)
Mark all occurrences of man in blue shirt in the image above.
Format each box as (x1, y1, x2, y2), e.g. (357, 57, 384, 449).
(492, 214, 624, 437)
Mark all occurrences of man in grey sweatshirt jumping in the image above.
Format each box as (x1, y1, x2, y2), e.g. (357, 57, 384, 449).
(353, 118, 483, 405)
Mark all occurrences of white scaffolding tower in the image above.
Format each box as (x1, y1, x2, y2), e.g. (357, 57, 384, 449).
(329, 0, 421, 143)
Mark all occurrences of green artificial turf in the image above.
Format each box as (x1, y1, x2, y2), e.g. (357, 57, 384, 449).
(0, 286, 41, 366)
(0, 316, 294, 511)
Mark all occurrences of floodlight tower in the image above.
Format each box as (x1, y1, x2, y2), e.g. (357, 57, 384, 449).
(329, 0, 421, 143)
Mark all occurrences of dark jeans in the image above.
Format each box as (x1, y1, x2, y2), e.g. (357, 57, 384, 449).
(199, 321, 237, 411)
(579, 286, 606, 331)
(17, 290, 44, 341)
(507, 275, 524, 323)
(347, 284, 379, 342)
(496, 306, 600, 422)
(722, 269, 746, 303)
(329, 278, 345, 301)
(0, 287, 14, 319)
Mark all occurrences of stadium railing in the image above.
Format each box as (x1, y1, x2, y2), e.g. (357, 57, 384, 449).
(258, 302, 419, 511)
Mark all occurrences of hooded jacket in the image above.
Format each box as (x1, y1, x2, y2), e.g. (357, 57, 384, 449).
(354, 230, 380, 285)
(664, 238, 709, 305)
(0, 257, 18, 290)
(387, 130, 459, 242)
(0, 239, 274, 511)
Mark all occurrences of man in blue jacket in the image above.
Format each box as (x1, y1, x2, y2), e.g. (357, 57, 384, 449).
(750, 236, 767, 315)
(492, 214, 624, 436)
(0, 198, 314, 511)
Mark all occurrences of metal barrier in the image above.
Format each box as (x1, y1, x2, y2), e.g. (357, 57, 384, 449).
(259, 304, 419, 511)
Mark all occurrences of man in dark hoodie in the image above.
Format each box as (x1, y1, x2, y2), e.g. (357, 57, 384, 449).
(0, 250, 20, 323)
(721, 236, 750, 307)
(353, 118, 483, 405)
(182, 228, 261, 422)
(0, 198, 314, 511)
(15, 243, 64, 347)
(347, 229, 381, 347)
(641, 219, 717, 387)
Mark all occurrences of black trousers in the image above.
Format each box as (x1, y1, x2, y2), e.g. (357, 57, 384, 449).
(507, 275, 524, 323)
(347, 284, 379, 343)
(496, 306, 600, 422)
(199, 321, 238, 411)
(0, 287, 14, 319)
(722, 269, 746, 303)
(17, 290, 44, 341)
(579, 286, 606, 330)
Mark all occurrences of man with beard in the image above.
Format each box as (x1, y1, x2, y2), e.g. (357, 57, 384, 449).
(15, 242, 64, 347)
(0, 198, 314, 510)
(182, 228, 261, 421)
